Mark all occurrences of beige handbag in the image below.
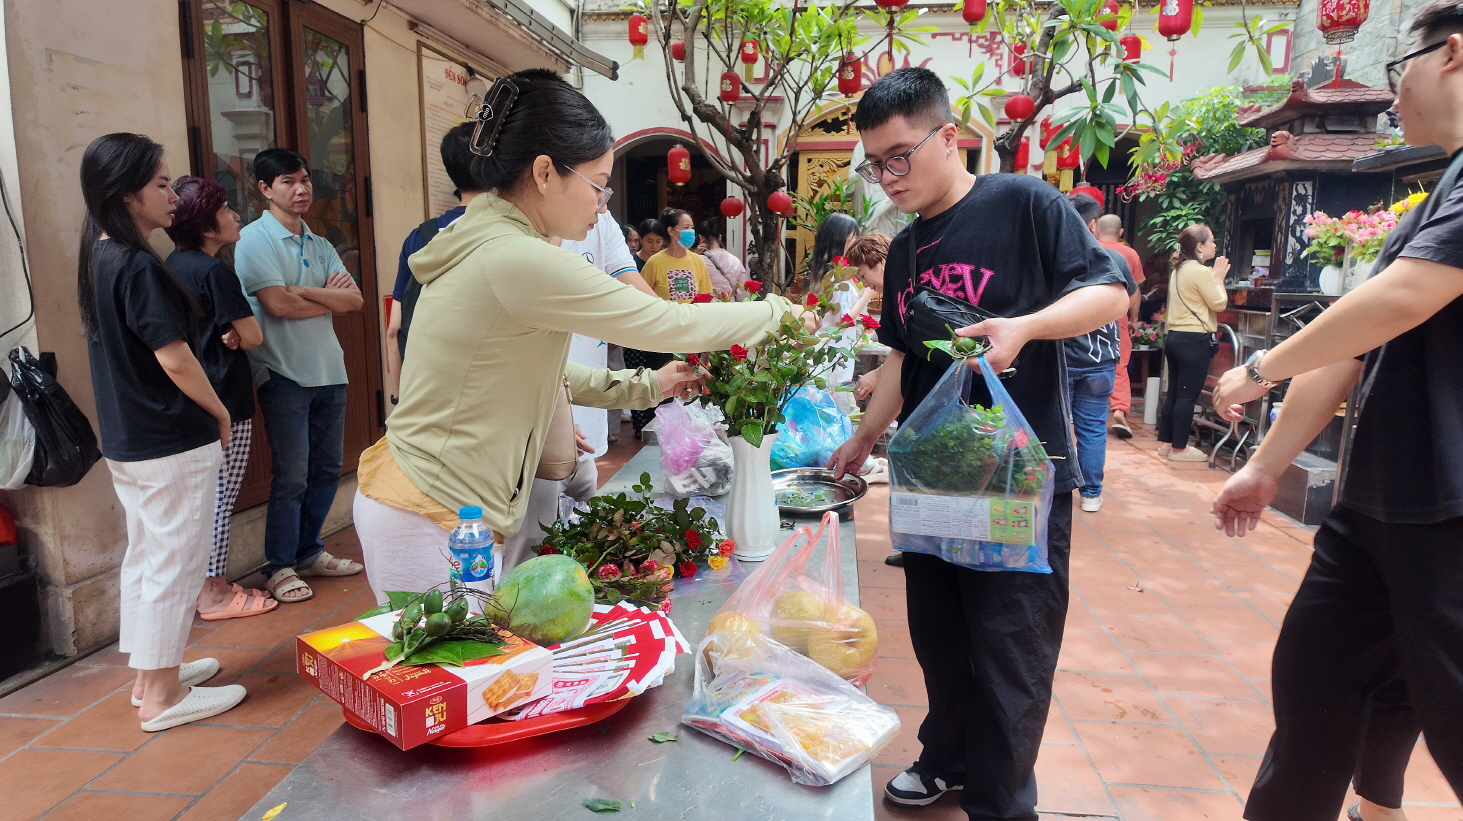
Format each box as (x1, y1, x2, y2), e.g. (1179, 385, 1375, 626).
(536, 375, 578, 481)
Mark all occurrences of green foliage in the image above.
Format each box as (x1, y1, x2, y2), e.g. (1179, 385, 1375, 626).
(888, 398, 1050, 496)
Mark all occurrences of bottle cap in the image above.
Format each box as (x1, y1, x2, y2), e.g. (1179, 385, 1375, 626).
(458, 506, 483, 520)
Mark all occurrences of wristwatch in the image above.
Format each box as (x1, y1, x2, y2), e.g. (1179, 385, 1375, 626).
(1244, 350, 1278, 390)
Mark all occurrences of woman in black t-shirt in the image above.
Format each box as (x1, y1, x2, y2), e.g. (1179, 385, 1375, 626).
(164, 176, 275, 623)
(78, 133, 246, 732)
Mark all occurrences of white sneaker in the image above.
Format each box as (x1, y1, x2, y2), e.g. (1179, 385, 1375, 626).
(139, 684, 246, 732)
(1080, 495, 1103, 513)
(130, 657, 221, 707)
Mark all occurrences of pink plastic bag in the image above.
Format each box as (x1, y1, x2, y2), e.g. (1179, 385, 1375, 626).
(708, 512, 877, 686)
(656, 400, 734, 496)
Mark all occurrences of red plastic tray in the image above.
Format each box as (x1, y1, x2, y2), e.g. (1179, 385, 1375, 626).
(341, 697, 630, 748)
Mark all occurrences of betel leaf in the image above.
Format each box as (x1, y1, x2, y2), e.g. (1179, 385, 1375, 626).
(399, 639, 506, 668)
(648, 732, 679, 743)
(386, 591, 418, 608)
(583, 798, 623, 813)
(355, 602, 395, 619)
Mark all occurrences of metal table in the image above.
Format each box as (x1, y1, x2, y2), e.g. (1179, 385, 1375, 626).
(241, 447, 872, 821)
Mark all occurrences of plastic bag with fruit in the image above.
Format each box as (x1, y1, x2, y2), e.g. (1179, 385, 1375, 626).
(682, 628, 899, 786)
(886, 356, 1055, 572)
(705, 512, 877, 686)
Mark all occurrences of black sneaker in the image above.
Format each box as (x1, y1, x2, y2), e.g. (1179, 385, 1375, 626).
(884, 553, 904, 567)
(884, 766, 962, 807)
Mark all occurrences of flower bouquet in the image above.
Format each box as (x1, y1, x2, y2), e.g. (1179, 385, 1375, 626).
(536, 472, 733, 610)
(1132, 321, 1162, 348)
(1303, 209, 1400, 265)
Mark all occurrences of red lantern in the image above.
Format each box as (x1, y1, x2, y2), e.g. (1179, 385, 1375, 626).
(719, 70, 740, 103)
(962, 0, 987, 26)
(740, 40, 759, 81)
(1038, 116, 1054, 149)
(628, 13, 648, 60)
(1004, 94, 1035, 121)
(671, 39, 686, 61)
(1099, 0, 1121, 31)
(1120, 33, 1142, 62)
(720, 197, 745, 218)
(1071, 184, 1105, 207)
(1015, 136, 1030, 172)
(1318, 0, 1370, 45)
(838, 53, 862, 96)
(1057, 140, 1080, 170)
(1010, 42, 1030, 77)
(767, 190, 793, 216)
(1158, 0, 1193, 40)
(668, 144, 691, 185)
(874, 0, 909, 7)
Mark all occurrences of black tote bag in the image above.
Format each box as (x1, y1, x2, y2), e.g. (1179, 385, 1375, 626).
(8, 346, 100, 487)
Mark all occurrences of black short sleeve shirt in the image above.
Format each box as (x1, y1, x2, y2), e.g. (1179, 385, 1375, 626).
(1341, 160, 1463, 523)
(168, 249, 257, 422)
(86, 241, 219, 462)
(877, 174, 1126, 493)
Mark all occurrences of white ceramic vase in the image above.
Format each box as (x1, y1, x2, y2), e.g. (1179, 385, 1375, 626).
(727, 432, 780, 562)
(1318, 265, 1344, 296)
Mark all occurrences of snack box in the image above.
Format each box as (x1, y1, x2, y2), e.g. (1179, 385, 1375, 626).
(296, 611, 552, 750)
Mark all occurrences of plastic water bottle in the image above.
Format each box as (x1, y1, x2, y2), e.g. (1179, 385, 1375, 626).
(448, 506, 495, 593)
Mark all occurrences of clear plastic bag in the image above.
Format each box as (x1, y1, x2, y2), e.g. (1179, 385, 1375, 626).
(656, 400, 734, 497)
(0, 380, 35, 490)
(887, 356, 1055, 573)
(769, 387, 853, 470)
(708, 512, 877, 686)
(682, 629, 900, 786)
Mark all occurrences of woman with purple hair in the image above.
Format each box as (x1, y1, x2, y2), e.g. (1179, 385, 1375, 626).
(165, 176, 274, 620)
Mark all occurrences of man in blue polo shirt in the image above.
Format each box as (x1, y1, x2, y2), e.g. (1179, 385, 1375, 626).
(235, 147, 365, 604)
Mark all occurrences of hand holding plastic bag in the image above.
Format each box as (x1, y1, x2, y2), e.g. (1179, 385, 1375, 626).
(656, 400, 734, 497)
(886, 356, 1055, 572)
(769, 387, 853, 470)
(707, 512, 877, 685)
(682, 629, 900, 786)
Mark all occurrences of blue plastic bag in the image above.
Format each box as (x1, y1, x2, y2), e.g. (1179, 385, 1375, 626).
(770, 387, 853, 470)
(885, 357, 1055, 573)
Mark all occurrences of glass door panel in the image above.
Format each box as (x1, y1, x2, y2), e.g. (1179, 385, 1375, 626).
(200, 0, 278, 223)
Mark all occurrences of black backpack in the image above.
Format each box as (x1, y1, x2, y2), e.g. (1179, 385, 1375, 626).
(396, 217, 440, 359)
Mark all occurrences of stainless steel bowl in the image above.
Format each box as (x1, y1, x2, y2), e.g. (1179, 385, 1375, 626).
(770, 468, 868, 515)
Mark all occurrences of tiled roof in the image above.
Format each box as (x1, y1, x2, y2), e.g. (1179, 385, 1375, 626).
(1235, 79, 1395, 129)
(1191, 133, 1381, 183)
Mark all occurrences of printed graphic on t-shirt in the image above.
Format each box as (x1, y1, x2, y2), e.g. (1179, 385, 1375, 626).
(666, 269, 697, 301)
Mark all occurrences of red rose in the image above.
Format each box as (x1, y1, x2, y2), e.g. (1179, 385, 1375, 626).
(639, 560, 659, 576)
(658, 597, 673, 613)
(685, 529, 703, 549)
(831, 255, 850, 268)
(859, 314, 880, 330)
(678, 560, 698, 579)
(538, 546, 559, 555)
(693, 293, 713, 303)
(839, 314, 855, 327)
(597, 563, 621, 580)
(743, 280, 763, 293)
(730, 345, 749, 361)
(719, 539, 736, 557)
(686, 353, 700, 367)
(805, 293, 819, 308)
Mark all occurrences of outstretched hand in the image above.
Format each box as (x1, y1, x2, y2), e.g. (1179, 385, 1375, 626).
(1211, 465, 1277, 537)
(656, 360, 709, 400)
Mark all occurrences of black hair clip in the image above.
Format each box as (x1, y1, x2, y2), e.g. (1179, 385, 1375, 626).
(465, 76, 520, 157)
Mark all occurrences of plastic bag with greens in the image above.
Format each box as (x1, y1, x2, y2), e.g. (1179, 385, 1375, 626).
(886, 356, 1054, 572)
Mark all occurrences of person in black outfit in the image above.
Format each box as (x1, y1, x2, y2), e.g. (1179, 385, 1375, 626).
(827, 68, 1127, 820)
(1156, 224, 1230, 462)
(1210, 3, 1463, 817)
(165, 175, 275, 622)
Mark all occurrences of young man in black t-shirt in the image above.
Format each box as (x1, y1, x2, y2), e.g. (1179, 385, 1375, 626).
(828, 68, 1126, 820)
(1209, 3, 1463, 818)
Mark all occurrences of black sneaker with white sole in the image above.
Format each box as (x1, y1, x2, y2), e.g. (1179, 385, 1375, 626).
(884, 766, 963, 807)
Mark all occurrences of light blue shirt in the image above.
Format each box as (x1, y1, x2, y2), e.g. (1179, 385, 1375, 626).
(234, 210, 349, 388)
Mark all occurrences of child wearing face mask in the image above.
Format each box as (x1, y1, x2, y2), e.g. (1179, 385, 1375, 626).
(640, 208, 713, 302)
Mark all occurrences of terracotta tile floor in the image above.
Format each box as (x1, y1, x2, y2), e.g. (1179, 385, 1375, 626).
(3, 420, 1460, 820)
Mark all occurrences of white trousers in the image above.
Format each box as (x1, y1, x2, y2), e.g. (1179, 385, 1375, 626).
(499, 455, 598, 572)
(354, 491, 459, 605)
(111, 441, 223, 670)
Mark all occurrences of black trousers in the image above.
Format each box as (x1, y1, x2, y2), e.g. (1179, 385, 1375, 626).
(1157, 330, 1213, 449)
(1352, 678, 1420, 808)
(1244, 505, 1463, 820)
(903, 491, 1073, 821)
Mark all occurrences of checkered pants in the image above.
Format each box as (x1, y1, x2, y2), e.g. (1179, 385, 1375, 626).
(207, 419, 253, 578)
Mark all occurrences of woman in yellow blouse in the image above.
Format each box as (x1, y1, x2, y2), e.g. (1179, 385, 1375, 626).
(641, 208, 713, 302)
(1158, 224, 1230, 461)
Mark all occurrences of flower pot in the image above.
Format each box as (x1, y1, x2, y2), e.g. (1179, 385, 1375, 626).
(727, 432, 780, 562)
(1318, 265, 1344, 296)
(1345, 258, 1375, 292)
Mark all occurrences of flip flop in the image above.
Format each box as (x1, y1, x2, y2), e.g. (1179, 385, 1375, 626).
(1110, 421, 1133, 439)
(131, 658, 221, 707)
(199, 587, 278, 621)
(296, 550, 364, 578)
(267, 567, 314, 603)
(139, 685, 247, 732)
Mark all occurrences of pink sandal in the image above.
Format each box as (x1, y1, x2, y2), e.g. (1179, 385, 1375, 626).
(199, 586, 278, 621)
